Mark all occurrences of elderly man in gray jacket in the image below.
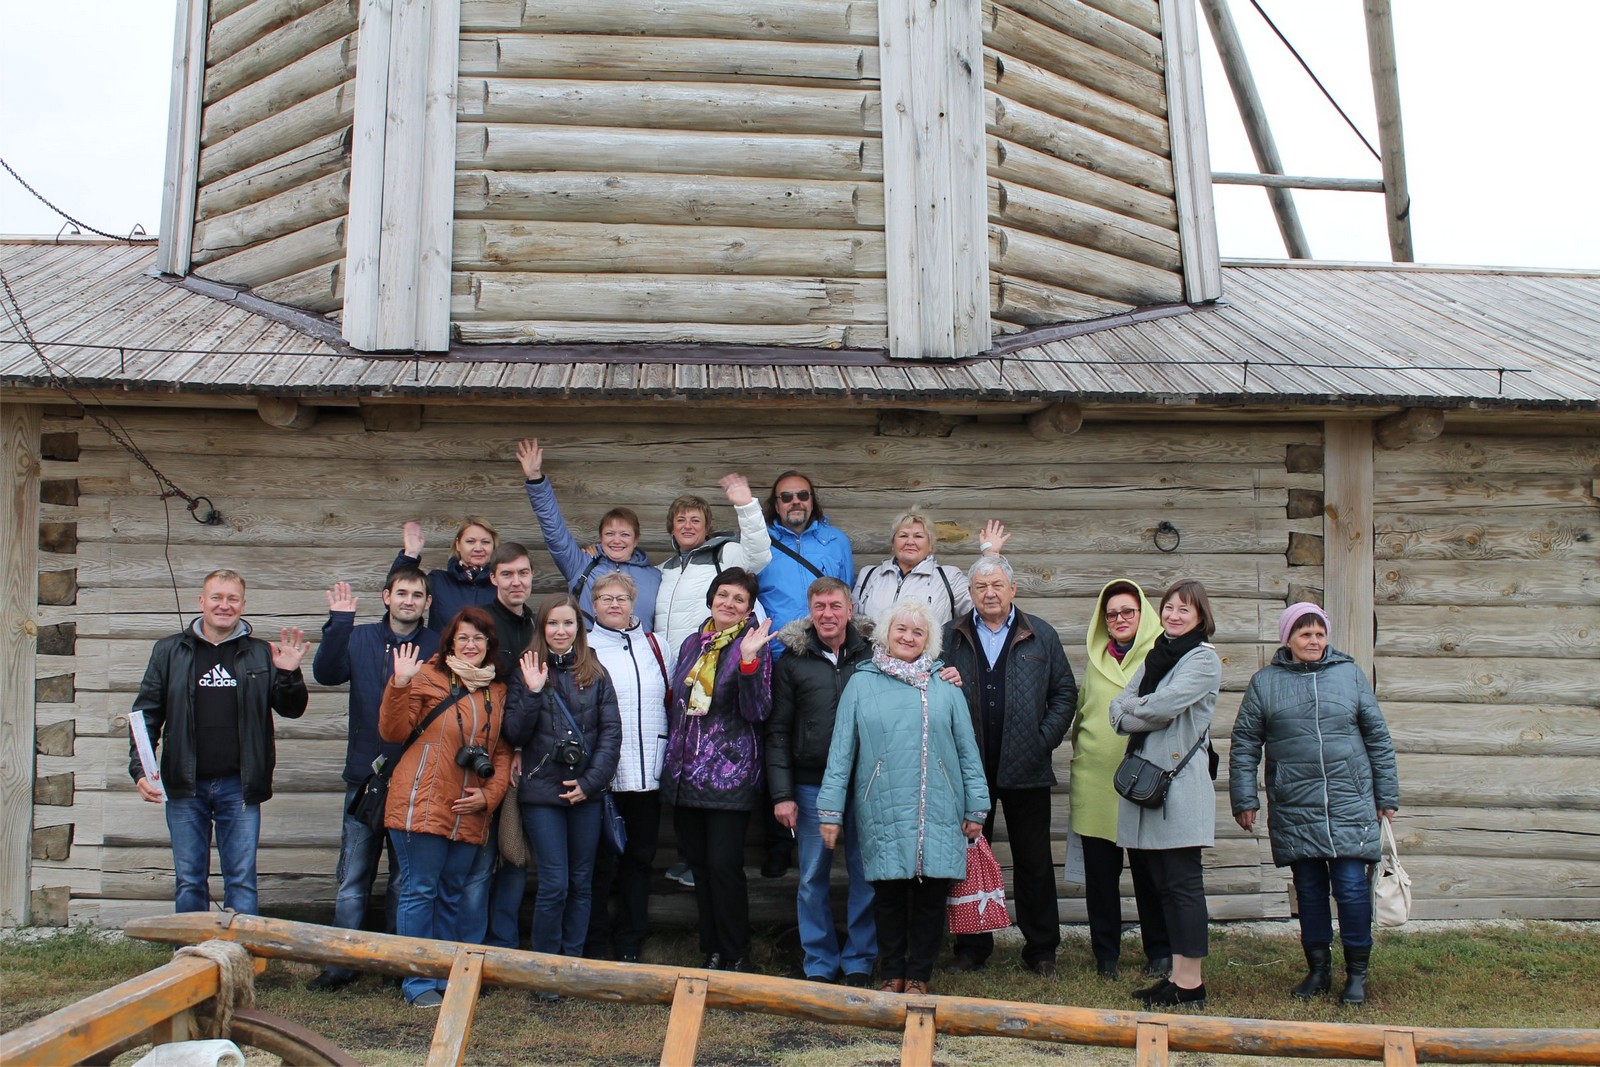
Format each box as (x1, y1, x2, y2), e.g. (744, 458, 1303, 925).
(941, 555, 1076, 976)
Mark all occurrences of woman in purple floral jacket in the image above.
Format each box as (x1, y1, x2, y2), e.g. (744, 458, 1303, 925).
(660, 567, 773, 973)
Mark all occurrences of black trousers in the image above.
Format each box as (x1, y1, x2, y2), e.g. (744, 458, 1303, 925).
(873, 878, 951, 982)
(585, 790, 662, 957)
(954, 786, 1059, 965)
(1128, 846, 1208, 958)
(674, 806, 752, 960)
(1081, 833, 1171, 966)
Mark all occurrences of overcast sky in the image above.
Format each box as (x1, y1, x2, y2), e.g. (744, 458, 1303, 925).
(2, 0, 1596, 270)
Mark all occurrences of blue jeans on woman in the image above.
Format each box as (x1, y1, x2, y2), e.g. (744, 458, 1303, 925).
(165, 774, 260, 914)
(1292, 857, 1373, 948)
(392, 830, 482, 1002)
(524, 800, 603, 956)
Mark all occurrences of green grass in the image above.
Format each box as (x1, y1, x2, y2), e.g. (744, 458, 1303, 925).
(4, 924, 1598, 1065)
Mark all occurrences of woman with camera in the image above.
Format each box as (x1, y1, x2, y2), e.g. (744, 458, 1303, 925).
(503, 593, 621, 974)
(659, 568, 773, 973)
(379, 606, 515, 1008)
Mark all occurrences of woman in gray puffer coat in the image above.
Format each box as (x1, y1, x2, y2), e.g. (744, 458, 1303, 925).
(1230, 602, 1399, 1006)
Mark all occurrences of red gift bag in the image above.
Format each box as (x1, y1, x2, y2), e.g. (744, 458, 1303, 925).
(947, 837, 1010, 935)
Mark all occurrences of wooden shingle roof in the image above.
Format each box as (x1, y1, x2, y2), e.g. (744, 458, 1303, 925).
(3, 239, 1597, 410)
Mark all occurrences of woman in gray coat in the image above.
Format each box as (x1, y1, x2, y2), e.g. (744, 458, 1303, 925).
(1230, 602, 1399, 1006)
(1110, 579, 1222, 1010)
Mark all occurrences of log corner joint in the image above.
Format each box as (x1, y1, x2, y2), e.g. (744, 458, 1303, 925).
(1374, 407, 1444, 450)
(256, 396, 319, 431)
(1025, 403, 1083, 440)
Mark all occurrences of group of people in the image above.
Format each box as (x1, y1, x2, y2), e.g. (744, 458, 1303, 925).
(129, 450, 1399, 1011)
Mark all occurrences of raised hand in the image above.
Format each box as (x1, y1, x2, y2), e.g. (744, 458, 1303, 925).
(720, 472, 753, 506)
(326, 581, 359, 614)
(516, 438, 543, 481)
(402, 520, 425, 557)
(520, 649, 548, 693)
(979, 519, 1010, 556)
(738, 617, 773, 663)
(271, 628, 308, 671)
(391, 643, 423, 687)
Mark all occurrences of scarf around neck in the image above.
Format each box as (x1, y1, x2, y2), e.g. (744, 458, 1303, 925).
(447, 656, 496, 692)
(1138, 628, 1205, 697)
(686, 620, 742, 716)
(873, 647, 934, 690)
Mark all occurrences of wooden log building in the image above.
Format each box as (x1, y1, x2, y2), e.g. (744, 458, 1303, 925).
(1, 0, 1596, 932)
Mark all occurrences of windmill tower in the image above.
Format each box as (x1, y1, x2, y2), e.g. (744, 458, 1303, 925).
(155, 0, 1223, 357)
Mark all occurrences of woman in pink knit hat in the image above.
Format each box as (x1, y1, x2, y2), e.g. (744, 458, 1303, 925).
(1229, 603, 1400, 1006)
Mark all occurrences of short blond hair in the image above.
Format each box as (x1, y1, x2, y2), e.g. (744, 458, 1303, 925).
(872, 597, 942, 661)
(201, 569, 246, 593)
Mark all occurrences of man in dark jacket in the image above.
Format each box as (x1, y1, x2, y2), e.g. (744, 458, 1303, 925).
(941, 556, 1077, 976)
(767, 577, 876, 985)
(305, 568, 439, 991)
(465, 542, 537, 949)
(130, 569, 308, 915)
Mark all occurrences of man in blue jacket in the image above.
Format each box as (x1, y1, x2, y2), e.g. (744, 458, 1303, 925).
(305, 568, 439, 992)
(758, 471, 854, 641)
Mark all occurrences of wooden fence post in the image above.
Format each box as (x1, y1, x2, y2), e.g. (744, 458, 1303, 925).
(1, 402, 40, 925)
(660, 975, 708, 1067)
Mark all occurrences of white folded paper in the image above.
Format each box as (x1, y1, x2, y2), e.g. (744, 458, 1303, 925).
(129, 710, 166, 801)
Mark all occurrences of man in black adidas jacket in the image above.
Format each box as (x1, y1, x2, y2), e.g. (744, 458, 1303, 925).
(129, 569, 308, 915)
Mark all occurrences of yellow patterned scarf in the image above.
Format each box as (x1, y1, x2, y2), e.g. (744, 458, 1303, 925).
(685, 620, 742, 716)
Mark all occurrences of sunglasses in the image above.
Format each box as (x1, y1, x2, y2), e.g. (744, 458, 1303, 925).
(778, 490, 812, 503)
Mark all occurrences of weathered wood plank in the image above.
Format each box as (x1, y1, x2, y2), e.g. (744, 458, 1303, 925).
(1158, 0, 1221, 302)
(451, 321, 887, 349)
(455, 273, 887, 326)
(251, 259, 344, 313)
(1325, 421, 1376, 678)
(1376, 656, 1599, 706)
(1375, 472, 1598, 511)
(480, 0, 877, 42)
(1376, 510, 1600, 562)
(1377, 605, 1598, 658)
(660, 976, 709, 1067)
(1373, 434, 1600, 475)
(430, 950, 485, 1067)
(461, 78, 879, 134)
(988, 135, 1177, 228)
(460, 33, 879, 85)
(984, 1, 1167, 116)
(1382, 701, 1600, 756)
(988, 95, 1172, 195)
(1389, 806, 1600, 861)
(985, 50, 1167, 155)
(462, 124, 883, 182)
(990, 181, 1180, 270)
(193, 217, 347, 290)
(157, 0, 209, 275)
(454, 220, 885, 276)
(1375, 559, 1600, 606)
(989, 225, 1182, 306)
(1, 403, 40, 924)
(1392, 753, 1600, 809)
(209, 0, 329, 65)
(192, 170, 350, 264)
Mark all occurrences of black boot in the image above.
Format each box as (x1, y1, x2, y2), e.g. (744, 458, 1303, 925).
(1341, 945, 1370, 1006)
(1291, 943, 1332, 999)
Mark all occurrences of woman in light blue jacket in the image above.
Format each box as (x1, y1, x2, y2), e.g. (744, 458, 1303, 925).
(819, 598, 989, 996)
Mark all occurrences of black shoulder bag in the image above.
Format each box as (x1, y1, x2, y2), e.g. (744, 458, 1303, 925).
(1113, 729, 1211, 810)
(549, 686, 628, 856)
(347, 688, 466, 832)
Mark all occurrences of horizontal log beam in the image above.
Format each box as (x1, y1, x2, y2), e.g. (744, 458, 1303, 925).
(1212, 172, 1386, 193)
(123, 914, 1600, 1064)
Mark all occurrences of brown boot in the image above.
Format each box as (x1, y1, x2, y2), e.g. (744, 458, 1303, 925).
(879, 978, 905, 993)
(904, 980, 929, 996)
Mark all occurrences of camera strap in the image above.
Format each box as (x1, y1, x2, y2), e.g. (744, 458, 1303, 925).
(548, 685, 589, 760)
(381, 688, 467, 781)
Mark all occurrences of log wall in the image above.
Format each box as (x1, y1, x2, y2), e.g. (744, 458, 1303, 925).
(983, 0, 1185, 329)
(1371, 430, 1600, 920)
(188, 0, 358, 312)
(30, 402, 1314, 927)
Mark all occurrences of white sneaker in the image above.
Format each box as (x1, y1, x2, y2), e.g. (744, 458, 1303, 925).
(666, 861, 695, 888)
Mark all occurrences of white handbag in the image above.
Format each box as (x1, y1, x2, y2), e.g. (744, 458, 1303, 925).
(1372, 818, 1411, 928)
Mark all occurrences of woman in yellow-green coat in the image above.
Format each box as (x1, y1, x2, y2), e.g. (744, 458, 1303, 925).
(1067, 579, 1170, 980)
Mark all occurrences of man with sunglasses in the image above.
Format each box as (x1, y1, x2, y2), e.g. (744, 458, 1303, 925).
(758, 472, 854, 646)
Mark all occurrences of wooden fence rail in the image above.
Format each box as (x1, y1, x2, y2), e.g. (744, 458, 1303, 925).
(106, 913, 1600, 1067)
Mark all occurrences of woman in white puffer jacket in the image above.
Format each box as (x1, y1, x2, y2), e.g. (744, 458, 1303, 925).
(584, 572, 675, 962)
(656, 475, 772, 652)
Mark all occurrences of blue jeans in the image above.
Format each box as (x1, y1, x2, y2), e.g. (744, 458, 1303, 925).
(391, 830, 481, 1003)
(165, 775, 260, 914)
(1292, 857, 1373, 949)
(458, 812, 526, 949)
(323, 783, 402, 980)
(525, 801, 603, 956)
(795, 784, 876, 979)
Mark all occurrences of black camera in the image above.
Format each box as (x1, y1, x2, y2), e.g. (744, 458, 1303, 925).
(455, 743, 494, 779)
(552, 738, 585, 769)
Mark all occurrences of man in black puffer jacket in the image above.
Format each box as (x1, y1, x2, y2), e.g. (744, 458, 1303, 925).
(942, 556, 1077, 976)
(766, 577, 876, 986)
